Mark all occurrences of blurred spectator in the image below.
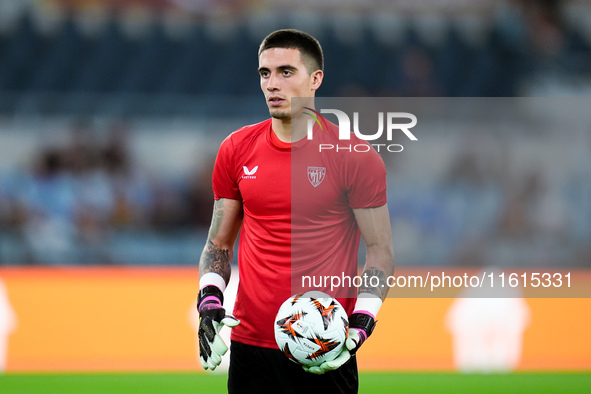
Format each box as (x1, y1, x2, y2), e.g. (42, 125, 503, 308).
(187, 154, 215, 228)
(20, 147, 78, 264)
(102, 121, 154, 229)
(399, 48, 441, 97)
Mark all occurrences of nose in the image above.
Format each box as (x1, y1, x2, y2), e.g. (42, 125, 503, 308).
(266, 72, 280, 92)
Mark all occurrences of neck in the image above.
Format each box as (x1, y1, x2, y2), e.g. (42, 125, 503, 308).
(271, 117, 292, 143)
(271, 103, 314, 143)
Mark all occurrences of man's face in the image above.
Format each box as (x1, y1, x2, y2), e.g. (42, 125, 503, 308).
(258, 48, 322, 120)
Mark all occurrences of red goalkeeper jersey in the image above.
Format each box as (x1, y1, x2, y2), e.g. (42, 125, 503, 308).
(212, 118, 387, 349)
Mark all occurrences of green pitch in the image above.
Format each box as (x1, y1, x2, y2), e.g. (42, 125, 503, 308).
(0, 372, 589, 393)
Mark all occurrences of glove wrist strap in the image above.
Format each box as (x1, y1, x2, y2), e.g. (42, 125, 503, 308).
(349, 312, 377, 337)
(198, 285, 224, 307)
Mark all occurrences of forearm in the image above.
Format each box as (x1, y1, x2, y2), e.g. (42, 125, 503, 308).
(352, 205, 394, 302)
(198, 198, 242, 286)
(359, 245, 394, 301)
(199, 239, 233, 285)
(339, 242, 393, 360)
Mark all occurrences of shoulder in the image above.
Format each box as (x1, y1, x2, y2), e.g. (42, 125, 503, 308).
(223, 119, 272, 149)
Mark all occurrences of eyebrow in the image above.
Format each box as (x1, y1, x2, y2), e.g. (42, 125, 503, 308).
(258, 65, 298, 73)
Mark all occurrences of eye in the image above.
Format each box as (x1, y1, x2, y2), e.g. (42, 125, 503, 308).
(260, 70, 270, 78)
(282, 70, 293, 76)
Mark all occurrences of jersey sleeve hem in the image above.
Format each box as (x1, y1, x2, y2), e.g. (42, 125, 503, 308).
(349, 200, 388, 210)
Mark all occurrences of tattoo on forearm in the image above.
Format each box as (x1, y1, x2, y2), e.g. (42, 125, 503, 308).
(208, 200, 225, 239)
(200, 240, 231, 284)
(360, 267, 388, 300)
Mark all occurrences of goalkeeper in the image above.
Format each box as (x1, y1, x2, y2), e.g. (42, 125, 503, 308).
(197, 29, 394, 394)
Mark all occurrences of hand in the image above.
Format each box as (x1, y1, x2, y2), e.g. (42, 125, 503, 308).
(197, 286, 240, 371)
(303, 312, 376, 375)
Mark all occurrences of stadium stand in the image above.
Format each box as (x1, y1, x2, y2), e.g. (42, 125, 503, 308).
(0, 6, 588, 101)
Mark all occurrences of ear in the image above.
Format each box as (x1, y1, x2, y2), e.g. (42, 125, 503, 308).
(310, 70, 324, 92)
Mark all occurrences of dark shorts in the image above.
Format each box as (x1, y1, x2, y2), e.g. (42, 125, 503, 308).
(228, 340, 359, 394)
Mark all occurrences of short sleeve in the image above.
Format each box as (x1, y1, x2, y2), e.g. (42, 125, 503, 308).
(346, 146, 388, 209)
(212, 136, 242, 200)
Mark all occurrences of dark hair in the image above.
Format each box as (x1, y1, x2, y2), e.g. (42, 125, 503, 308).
(258, 29, 324, 73)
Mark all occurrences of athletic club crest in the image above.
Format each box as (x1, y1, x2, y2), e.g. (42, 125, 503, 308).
(307, 166, 326, 187)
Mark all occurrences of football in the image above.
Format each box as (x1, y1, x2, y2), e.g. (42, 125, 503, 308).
(274, 291, 349, 366)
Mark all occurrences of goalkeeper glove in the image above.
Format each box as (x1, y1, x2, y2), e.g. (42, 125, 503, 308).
(303, 311, 377, 375)
(197, 285, 240, 371)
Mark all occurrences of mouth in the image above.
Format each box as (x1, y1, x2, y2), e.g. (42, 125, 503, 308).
(268, 97, 286, 107)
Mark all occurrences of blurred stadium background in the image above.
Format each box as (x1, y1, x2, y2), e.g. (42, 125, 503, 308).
(0, 0, 590, 392)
